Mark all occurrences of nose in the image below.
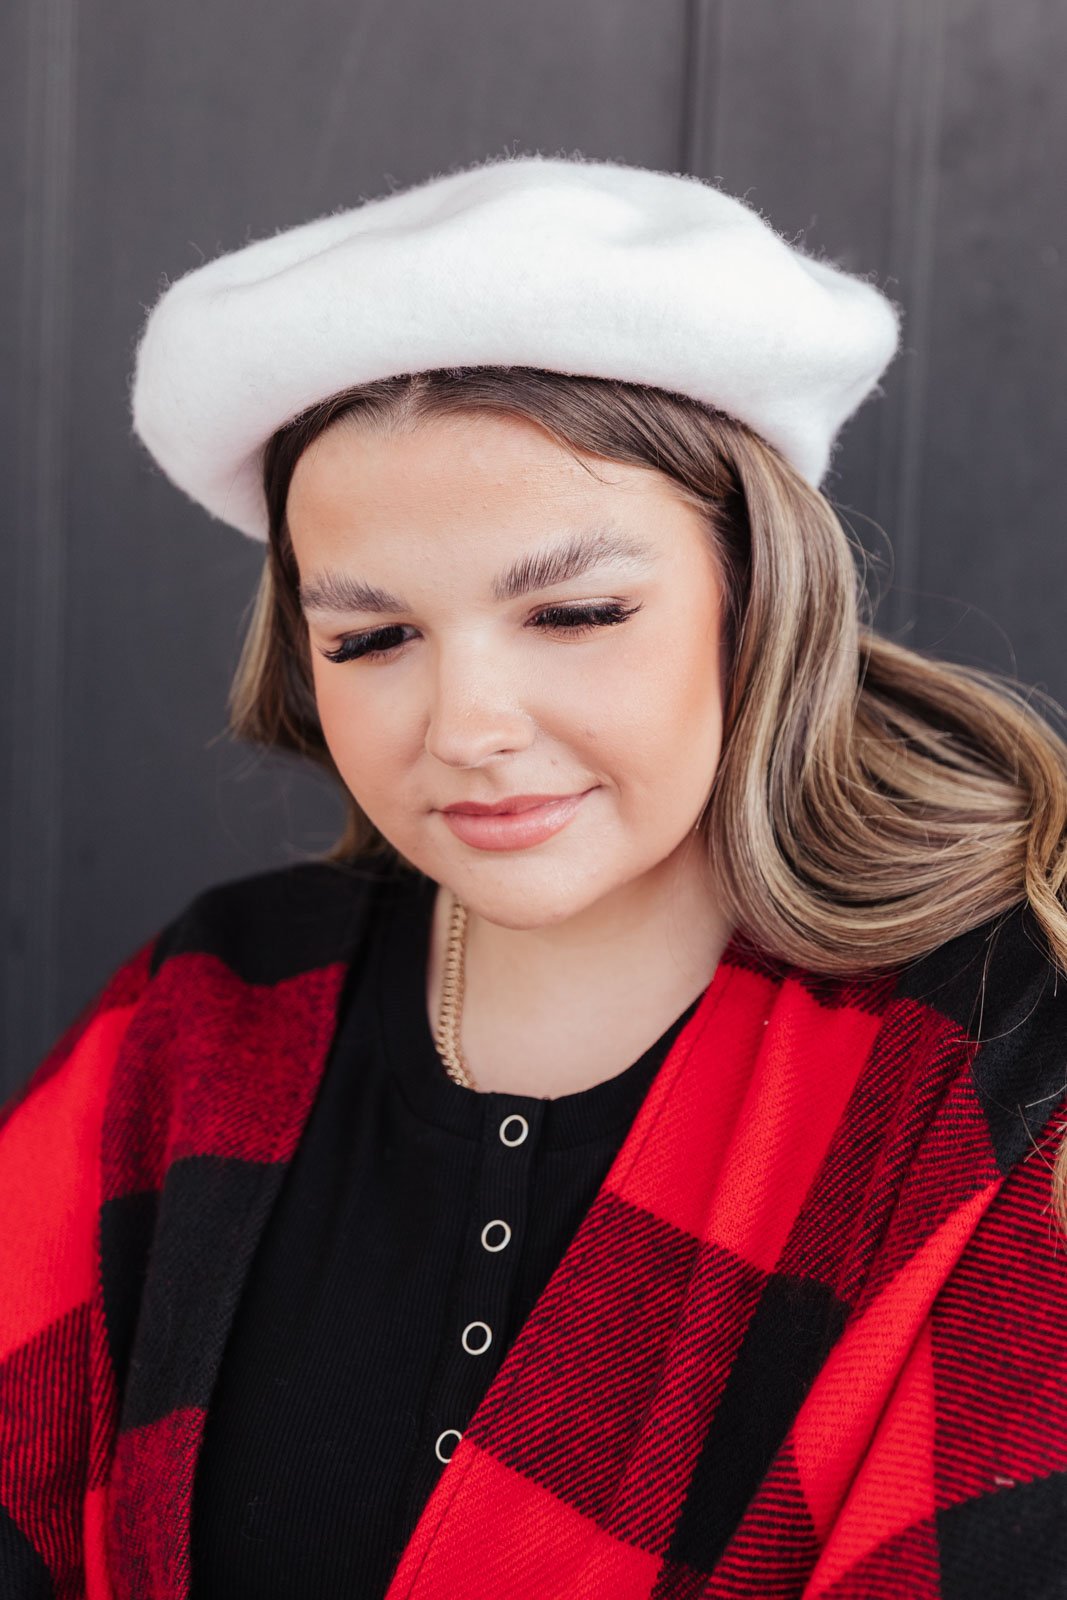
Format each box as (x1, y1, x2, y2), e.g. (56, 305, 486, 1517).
(423, 639, 535, 768)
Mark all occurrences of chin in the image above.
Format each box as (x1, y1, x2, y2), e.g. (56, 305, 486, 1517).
(457, 870, 609, 931)
(477, 902, 568, 932)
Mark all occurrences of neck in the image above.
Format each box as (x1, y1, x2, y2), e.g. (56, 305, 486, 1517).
(428, 840, 733, 1097)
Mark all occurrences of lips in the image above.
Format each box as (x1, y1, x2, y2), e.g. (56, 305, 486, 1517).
(439, 790, 592, 851)
(441, 792, 585, 817)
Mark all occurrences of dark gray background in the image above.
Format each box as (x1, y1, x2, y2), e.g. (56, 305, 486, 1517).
(4, 0, 1064, 1095)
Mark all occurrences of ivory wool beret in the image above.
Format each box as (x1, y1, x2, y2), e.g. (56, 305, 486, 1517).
(129, 152, 902, 541)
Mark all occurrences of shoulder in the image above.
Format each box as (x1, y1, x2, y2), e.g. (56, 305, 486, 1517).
(735, 896, 1065, 1176)
(147, 852, 407, 985)
(1, 854, 407, 1133)
(894, 898, 1067, 1171)
(894, 897, 1064, 1054)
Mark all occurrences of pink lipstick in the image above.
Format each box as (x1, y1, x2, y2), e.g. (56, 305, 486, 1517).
(438, 790, 593, 851)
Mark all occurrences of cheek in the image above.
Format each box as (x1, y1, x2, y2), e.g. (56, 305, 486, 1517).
(532, 620, 721, 857)
(603, 609, 723, 782)
(311, 664, 404, 789)
(622, 608, 721, 718)
(312, 663, 350, 746)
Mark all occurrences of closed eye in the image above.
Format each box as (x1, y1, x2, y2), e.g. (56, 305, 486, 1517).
(318, 601, 642, 665)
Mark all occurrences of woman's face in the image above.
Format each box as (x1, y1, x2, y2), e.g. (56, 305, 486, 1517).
(286, 409, 728, 932)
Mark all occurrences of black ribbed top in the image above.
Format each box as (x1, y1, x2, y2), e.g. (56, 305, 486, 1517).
(189, 867, 700, 1596)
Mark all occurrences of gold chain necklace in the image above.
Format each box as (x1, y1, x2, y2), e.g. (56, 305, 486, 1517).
(433, 891, 477, 1090)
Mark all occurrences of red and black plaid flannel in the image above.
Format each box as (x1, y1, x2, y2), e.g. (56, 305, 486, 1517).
(1, 861, 1065, 1598)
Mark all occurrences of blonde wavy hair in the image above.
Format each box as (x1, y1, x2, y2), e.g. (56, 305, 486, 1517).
(228, 367, 1067, 1234)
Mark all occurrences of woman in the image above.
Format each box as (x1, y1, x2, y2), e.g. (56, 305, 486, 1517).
(2, 154, 1065, 1599)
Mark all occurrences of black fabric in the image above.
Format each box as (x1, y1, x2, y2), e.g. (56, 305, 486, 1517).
(189, 867, 700, 1597)
(147, 858, 381, 983)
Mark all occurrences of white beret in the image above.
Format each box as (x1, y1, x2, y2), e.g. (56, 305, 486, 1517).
(129, 152, 901, 541)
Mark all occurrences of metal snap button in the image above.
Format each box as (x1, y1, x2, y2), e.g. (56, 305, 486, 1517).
(499, 1113, 529, 1146)
(435, 1428, 462, 1463)
(461, 1320, 493, 1355)
(481, 1218, 512, 1252)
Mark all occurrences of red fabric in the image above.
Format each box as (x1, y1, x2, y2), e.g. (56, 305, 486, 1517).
(1, 864, 1065, 1598)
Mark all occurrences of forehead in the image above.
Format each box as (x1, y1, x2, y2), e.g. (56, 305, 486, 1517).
(286, 408, 690, 525)
(286, 409, 713, 614)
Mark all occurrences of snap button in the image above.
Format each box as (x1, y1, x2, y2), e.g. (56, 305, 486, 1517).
(461, 1320, 493, 1355)
(481, 1218, 512, 1252)
(499, 1113, 529, 1146)
(435, 1428, 462, 1463)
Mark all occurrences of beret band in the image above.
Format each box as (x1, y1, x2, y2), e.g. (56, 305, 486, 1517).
(129, 152, 902, 541)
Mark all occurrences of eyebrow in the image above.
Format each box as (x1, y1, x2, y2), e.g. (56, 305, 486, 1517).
(298, 527, 656, 619)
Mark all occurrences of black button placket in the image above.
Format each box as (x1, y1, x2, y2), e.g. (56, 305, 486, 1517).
(404, 1092, 546, 1522)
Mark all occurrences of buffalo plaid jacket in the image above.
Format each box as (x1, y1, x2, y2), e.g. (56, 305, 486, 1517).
(2, 858, 1066, 1599)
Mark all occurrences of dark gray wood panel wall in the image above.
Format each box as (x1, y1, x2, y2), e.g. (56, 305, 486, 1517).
(4, 0, 1064, 1094)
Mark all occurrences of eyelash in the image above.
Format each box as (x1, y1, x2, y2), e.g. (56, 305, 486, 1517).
(320, 601, 641, 664)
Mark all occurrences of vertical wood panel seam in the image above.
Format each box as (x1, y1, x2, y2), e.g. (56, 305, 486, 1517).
(6, 0, 76, 1089)
(679, 0, 703, 172)
(680, 0, 728, 178)
(883, 0, 949, 639)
